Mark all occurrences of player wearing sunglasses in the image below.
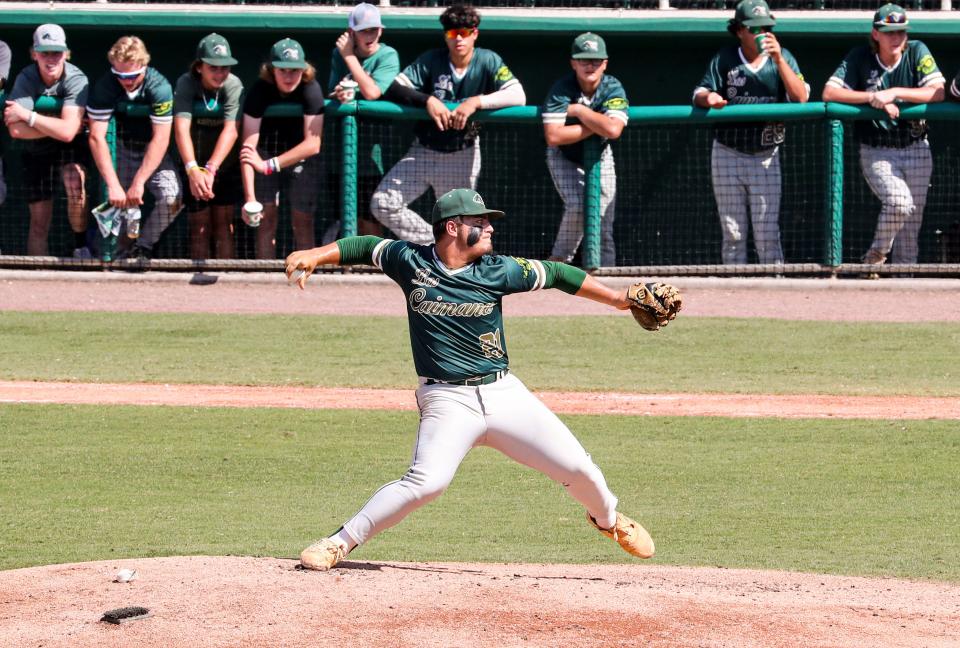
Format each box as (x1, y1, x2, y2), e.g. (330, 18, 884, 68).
(823, 3, 945, 271)
(371, 3, 525, 244)
(87, 35, 182, 262)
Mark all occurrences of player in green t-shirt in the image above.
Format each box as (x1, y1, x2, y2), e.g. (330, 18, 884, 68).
(285, 188, 661, 572)
(693, 0, 808, 267)
(823, 3, 945, 269)
(370, 4, 525, 245)
(324, 3, 400, 242)
(5, 24, 90, 258)
(87, 36, 182, 262)
(542, 33, 628, 268)
(173, 33, 243, 260)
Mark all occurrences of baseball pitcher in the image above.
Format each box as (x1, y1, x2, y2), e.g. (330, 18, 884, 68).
(286, 188, 681, 571)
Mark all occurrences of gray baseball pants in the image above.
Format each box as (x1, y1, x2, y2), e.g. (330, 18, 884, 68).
(370, 140, 481, 245)
(340, 373, 619, 546)
(711, 140, 784, 265)
(546, 146, 617, 267)
(118, 145, 182, 251)
(859, 140, 931, 264)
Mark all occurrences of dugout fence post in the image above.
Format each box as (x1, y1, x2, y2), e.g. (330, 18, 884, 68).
(824, 118, 844, 267)
(337, 102, 359, 238)
(582, 137, 602, 270)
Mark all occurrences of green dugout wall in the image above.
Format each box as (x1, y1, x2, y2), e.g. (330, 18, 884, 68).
(2, 7, 960, 271)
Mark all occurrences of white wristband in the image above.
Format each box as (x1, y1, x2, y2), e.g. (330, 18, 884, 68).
(184, 160, 199, 172)
(28, 111, 37, 128)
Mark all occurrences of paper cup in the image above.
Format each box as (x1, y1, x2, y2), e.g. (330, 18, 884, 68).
(242, 201, 263, 228)
(339, 79, 358, 103)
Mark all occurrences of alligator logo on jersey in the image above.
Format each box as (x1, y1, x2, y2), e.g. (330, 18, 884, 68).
(408, 287, 495, 317)
(511, 256, 533, 280)
(152, 100, 173, 115)
(603, 97, 627, 111)
(917, 55, 936, 76)
(495, 66, 514, 84)
(412, 268, 440, 288)
(866, 69, 882, 92)
(479, 328, 504, 359)
(434, 74, 453, 99)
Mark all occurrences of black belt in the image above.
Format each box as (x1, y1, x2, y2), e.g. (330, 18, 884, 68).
(424, 369, 508, 387)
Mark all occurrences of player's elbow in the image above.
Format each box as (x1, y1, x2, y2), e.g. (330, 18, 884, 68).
(821, 85, 840, 102)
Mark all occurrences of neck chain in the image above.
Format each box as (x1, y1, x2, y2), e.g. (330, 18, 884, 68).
(201, 85, 220, 111)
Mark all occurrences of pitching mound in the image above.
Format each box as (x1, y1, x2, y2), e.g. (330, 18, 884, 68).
(1, 557, 957, 647)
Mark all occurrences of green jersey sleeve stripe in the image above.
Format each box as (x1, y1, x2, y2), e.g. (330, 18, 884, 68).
(540, 260, 587, 295)
(336, 235, 384, 265)
(370, 238, 395, 269)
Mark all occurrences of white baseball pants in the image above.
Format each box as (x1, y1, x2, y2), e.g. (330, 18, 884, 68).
(859, 140, 931, 264)
(370, 140, 481, 245)
(340, 373, 619, 546)
(711, 140, 784, 265)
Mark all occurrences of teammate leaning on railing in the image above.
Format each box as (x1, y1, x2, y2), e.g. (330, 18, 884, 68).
(240, 38, 324, 260)
(823, 3, 945, 273)
(173, 33, 243, 260)
(4, 24, 90, 259)
(87, 35, 182, 262)
(693, 0, 809, 267)
(372, 3, 525, 245)
(324, 2, 400, 242)
(542, 32, 627, 269)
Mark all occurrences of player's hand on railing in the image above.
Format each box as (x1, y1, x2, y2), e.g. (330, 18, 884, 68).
(449, 96, 480, 130)
(869, 89, 897, 109)
(426, 96, 451, 131)
(705, 92, 727, 109)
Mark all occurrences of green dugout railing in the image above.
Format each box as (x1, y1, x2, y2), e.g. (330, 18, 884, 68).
(25, 97, 960, 270)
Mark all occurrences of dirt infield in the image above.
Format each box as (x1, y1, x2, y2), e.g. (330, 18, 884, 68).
(3, 558, 959, 648)
(3, 273, 959, 646)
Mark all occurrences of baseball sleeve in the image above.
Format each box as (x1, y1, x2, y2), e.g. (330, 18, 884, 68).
(826, 50, 856, 90)
(147, 72, 174, 126)
(395, 52, 431, 91)
(369, 46, 401, 94)
(486, 51, 519, 92)
(86, 74, 117, 123)
(541, 77, 571, 126)
(914, 41, 945, 87)
(601, 77, 629, 125)
(173, 74, 195, 119)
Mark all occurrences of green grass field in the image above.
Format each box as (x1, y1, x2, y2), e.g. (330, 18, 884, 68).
(1, 311, 958, 395)
(1, 404, 957, 580)
(1, 310, 958, 581)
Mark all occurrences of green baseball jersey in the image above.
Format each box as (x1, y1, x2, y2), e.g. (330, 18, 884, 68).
(372, 238, 548, 380)
(328, 44, 400, 176)
(396, 47, 518, 152)
(695, 46, 806, 153)
(87, 67, 174, 145)
(10, 61, 89, 154)
(827, 41, 944, 147)
(173, 72, 243, 167)
(542, 72, 628, 165)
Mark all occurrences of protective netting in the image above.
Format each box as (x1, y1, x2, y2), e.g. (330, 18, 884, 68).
(2, 107, 960, 272)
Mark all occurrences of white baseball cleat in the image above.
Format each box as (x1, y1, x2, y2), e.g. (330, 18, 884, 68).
(300, 538, 346, 571)
(588, 511, 655, 559)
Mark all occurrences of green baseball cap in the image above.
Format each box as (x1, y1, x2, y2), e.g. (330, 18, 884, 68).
(571, 32, 607, 60)
(197, 33, 238, 66)
(874, 3, 909, 31)
(430, 188, 505, 224)
(270, 38, 307, 69)
(735, 0, 775, 28)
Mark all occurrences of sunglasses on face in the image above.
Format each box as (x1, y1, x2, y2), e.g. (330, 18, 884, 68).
(444, 28, 476, 40)
(111, 67, 145, 80)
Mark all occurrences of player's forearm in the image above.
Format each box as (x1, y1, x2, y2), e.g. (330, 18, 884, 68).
(8, 123, 46, 140)
(478, 83, 525, 110)
(89, 132, 123, 188)
(575, 274, 629, 310)
(207, 121, 239, 168)
(822, 84, 867, 105)
(132, 125, 172, 187)
(344, 59, 382, 100)
(277, 133, 322, 167)
(575, 110, 624, 139)
(30, 112, 82, 142)
(173, 117, 197, 165)
(385, 80, 431, 107)
(543, 124, 592, 147)
(891, 85, 945, 104)
(778, 65, 809, 103)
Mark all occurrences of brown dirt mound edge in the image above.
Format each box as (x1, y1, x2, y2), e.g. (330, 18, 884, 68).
(1, 556, 958, 648)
